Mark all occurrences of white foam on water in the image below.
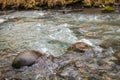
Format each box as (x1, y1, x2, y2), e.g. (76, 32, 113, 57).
(0, 18, 6, 23)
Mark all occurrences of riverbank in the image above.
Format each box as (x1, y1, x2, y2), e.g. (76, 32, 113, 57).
(0, 0, 120, 11)
(0, 0, 120, 15)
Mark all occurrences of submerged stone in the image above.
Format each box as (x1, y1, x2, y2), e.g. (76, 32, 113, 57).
(12, 50, 43, 69)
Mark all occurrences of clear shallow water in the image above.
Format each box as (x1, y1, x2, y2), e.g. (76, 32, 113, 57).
(0, 11, 120, 56)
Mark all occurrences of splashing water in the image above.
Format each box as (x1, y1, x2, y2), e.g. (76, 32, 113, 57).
(0, 11, 120, 57)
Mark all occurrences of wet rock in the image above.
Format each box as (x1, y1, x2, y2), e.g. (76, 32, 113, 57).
(0, 44, 119, 80)
(101, 6, 115, 13)
(85, 32, 102, 39)
(99, 39, 120, 49)
(12, 50, 43, 69)
(66, 42, 92, 53)
(113, 50, 120, 60)
(58, 9, 83, 13)
(10, 78, 22, 80)
(88, 76, 99, 80)
(70, 27, 88, 35)
(66, 76, 76, 80)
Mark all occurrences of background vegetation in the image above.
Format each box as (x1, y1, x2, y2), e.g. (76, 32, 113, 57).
(0, 0, 119, 10)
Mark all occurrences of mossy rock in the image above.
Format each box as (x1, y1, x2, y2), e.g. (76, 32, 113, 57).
(83, 4, 92, 8)
(101, 6, 115, 13)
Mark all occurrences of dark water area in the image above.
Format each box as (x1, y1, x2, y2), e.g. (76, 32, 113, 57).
(0, 9, 120, 80)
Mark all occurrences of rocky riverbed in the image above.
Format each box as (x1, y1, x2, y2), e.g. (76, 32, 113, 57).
(0, 10, 120, 80)
(0, 44, 120, 80)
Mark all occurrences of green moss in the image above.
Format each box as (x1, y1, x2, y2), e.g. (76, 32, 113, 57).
(33, 6, 40, 10)
(83, 4, 92, 8)
(101, 6, 115, 13)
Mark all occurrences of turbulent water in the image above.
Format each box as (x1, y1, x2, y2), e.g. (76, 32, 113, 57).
(0, 11, 120, 56)
(0, 10, 120, 80)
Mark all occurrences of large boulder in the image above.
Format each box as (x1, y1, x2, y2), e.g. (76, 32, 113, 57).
(12, 50, 43, 69)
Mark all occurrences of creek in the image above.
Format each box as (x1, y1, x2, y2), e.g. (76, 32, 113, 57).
(0, 10, 120, 80)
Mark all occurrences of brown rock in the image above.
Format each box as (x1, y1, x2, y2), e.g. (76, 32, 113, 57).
(99, 40, 120, 49)
(67, 42, 92, 53)
(113, 51, 120, 60)
(12, 50, 43, 69)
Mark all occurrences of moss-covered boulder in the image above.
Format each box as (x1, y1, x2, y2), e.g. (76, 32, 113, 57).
(83, 4, 92, 8)
(101, 6, 115, 13)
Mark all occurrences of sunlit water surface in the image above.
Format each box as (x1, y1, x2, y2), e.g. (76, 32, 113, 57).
(0, 11, 120, 56)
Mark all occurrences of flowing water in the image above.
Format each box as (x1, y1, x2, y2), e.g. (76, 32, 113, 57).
(0, 11, 120, 56)
(0, 10, 120, 79)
